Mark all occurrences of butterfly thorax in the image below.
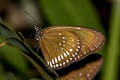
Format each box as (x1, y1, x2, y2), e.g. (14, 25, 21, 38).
(35, 25, 44, 40)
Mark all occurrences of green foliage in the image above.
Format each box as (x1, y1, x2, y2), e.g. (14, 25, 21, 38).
(0, 45, 29, 75)
(0, 0, 120, 80)
(101, 1, 120, 80)
(0, 23, 29, 78)
(0, 23, 58, 80)
(39, 0, 104, 32)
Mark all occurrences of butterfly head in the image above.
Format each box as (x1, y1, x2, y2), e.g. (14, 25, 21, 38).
(35, 25, 44, 40)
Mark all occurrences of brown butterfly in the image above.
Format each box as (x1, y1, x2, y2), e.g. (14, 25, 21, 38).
(35, 26, 105, 70)
(60, 54, 103, 80)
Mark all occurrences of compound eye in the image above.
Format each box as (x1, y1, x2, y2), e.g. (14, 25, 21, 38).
(35, 25, 42, 40)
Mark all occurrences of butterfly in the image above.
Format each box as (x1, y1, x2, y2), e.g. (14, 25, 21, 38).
(60, 54, 103, 80)
(35, 26, 105, 70)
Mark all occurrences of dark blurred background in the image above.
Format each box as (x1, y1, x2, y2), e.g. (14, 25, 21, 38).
(0, 0, 119, 80)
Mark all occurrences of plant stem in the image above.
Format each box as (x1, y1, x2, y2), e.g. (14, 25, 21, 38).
(102, 0, 120, 80)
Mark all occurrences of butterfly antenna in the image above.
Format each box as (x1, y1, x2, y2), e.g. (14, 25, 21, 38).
(24, 11, 42, 38)
(24, 11, 39, 25)
(34, 42, 40, 53)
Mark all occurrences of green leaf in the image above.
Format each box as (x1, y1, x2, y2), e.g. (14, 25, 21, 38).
(0, 45, 29, 75)
(0, 22, 59, 79)
(101, 0, 120, 80)
(0, 23, 29, 76)
(0, 23, 20, 40)
(38, 0, 104, 32)
(0, 64, 8, 80)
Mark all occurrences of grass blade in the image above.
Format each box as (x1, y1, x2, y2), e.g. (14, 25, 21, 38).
(101, 0, 120, 80)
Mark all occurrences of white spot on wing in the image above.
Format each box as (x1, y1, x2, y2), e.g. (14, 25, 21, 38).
(64, 52, 67, 57)
(55, 57, 58, 63)
(58, 33, 62, 35)
(62, 37, 66, 39)
(50, 61, 53, 68)
(53, 65, 55, 68)
(78, 46, 80, 48)
(47, 61, 49, 65)
(60, 63, 62, 66)
(70, 58, 72, 60)
(87, 73, 90, 77)
(77, 27, 81, 29)
(52, 59, 55, 64)
(66, 51, 70, 55)
(58, 56, 61, 61)
(72, 45, 75, 47)
(63, 62, 65, 65)
(79, 73, 82, 76)
(77, 56, 80, 58)
(76, 49, 79, 51)
(83, 46, 85, 48)
(56, 64, 59, 67)
(61, 48, 64, 50)
(74, 58, 77, 60)
(61, 54, 64, 59)
(80, 55, 83, 57)
(69, 48, 73, 52)
(59, 43, 62, 46)
(66, 60, 69, 63)
(77, 42, 80, 44)
(84, 51, 86, 55)
(75, 52, 78, 55)
(72, 54, 75, 57)
(63, 40, 65, 43)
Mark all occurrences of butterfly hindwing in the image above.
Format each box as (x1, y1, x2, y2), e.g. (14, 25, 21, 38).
(73, 27, 105, 61)
(39, 26, 105, 69)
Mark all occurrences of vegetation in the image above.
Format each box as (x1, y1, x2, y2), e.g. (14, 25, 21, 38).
(0, 0, 119, 80)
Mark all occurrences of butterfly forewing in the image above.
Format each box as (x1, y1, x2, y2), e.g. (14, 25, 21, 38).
(39, 29, 81, 69)
(39, 26, 105, 69)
